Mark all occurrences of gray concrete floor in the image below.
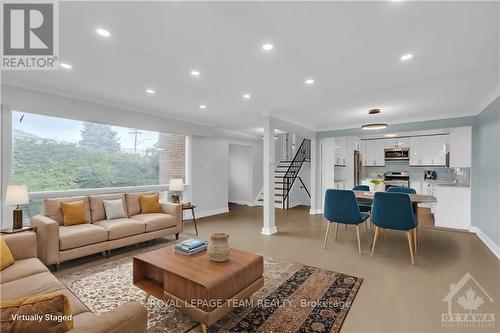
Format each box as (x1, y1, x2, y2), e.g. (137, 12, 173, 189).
(56, 204, 500, 333)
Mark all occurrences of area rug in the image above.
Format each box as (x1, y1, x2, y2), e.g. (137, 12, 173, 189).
(58, 250, 362, 333)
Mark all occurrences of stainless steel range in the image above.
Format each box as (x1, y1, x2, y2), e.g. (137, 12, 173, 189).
(384, 171, 410, 190)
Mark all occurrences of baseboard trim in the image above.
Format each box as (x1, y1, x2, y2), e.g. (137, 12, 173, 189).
(469, 226, 500, 260)
(229, 200, 257, 207)
(261, 226, 278, 235)
(309, 208, 323, 215)
(184, 207, 229, 219)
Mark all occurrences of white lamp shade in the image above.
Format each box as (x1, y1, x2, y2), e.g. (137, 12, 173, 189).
(5, 185, 29, 205)
(169, 179, 184, 192)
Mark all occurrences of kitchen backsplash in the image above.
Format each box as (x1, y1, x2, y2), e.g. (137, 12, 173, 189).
(361, 161, 470, 184)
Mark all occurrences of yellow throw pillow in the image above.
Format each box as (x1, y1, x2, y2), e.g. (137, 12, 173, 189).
(60, 201, 88, 226)
(0, 237, 14, 271)
(139, 194, 161, 214)
(0, 292, 73, 332)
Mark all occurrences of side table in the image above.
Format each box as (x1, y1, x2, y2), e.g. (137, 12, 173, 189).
(182, 204, 198, 236)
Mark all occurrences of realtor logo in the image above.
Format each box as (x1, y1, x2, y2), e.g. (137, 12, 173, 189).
(441, 272, 495, 328)
(1, 0, 59, 69)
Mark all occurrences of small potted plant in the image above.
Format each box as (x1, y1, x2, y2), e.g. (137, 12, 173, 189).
(369, 178, 384, 192)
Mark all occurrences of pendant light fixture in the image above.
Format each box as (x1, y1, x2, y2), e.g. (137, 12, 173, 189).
(361, 109, 388, 130)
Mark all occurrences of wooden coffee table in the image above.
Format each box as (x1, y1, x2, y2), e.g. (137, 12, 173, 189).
(133, 245, 264, 333)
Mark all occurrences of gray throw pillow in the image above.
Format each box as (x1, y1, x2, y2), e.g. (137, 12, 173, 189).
(103, 199, 127, 220)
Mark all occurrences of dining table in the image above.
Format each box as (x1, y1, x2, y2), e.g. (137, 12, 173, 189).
(353, 190, 437, 223)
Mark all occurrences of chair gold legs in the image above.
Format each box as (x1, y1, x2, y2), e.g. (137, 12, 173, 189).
(371, 226, 379, 256)
(334, 222, 338, 241)
(355, 225, 362, 254)
(413, 228, 417, 253)
(406, 231, 415, 265)
(200, 323, 207, 333)
(323, 222, 331, 249)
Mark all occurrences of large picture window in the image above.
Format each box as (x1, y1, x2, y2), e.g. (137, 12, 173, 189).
(11, 111, 186, 193)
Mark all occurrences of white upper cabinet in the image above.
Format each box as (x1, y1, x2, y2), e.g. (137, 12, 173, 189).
(384, 137, 410, 148)
(363, 140, 385, 166)
(333, 137, 347, 166)
(409, 135, 448, 166)
(449, 126, 472, 167)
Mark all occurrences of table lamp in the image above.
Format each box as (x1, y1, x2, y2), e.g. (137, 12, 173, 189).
(169, 179, 184, 203)
(5, 185, 29, 229)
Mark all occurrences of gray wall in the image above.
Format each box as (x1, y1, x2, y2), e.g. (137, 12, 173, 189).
(472, 96, 500, 247)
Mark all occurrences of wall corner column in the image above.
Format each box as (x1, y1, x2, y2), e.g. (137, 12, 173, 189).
(262, 116, 277, 235)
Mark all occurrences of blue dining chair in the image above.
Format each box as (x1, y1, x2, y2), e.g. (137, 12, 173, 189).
(370, 192, 418, 264)
(386, 186, 417, 194)
(353, 185, 372, 212)
(323, 189, 370, 254)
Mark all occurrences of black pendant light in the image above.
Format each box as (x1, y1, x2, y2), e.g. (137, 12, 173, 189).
(361, 109, 388, 130)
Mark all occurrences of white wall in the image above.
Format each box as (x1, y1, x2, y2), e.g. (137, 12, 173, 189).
(190, 136, 229, 217)
(228, 144, 252, 205)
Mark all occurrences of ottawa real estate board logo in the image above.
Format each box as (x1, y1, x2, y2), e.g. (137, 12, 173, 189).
(1, 0, 59, 70)
(441, 272, 495, 328)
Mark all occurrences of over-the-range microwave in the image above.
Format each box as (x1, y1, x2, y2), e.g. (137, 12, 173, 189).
(384, 148, 409, 161)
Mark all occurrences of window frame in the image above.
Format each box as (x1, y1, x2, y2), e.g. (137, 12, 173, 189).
(1, 106, 189, 224)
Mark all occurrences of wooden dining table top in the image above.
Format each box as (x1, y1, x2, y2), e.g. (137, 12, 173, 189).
(353, 190, 437, 204)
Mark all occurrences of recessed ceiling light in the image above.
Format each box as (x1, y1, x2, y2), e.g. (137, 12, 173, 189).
(262, 43, 274, 51)
(199, 105, 207, 109)
(305, 79, 315, 85)
(384, 133, 398, 138)
(400, 54, 413, 61)
(96, 28, 111, 37)
(190, 70, 200, 77)
(60, 63, 72, 69)
(242, 93, 251, 100)
(146, 89, 155, 94)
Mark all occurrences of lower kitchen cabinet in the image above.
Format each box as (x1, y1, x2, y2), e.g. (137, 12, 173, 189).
(433, 185, 471, 230)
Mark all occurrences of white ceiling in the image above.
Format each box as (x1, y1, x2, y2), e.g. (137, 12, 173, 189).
(2, 1, 499, 136)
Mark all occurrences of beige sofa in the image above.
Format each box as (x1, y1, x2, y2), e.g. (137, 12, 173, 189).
(0, 232, 147, 332)
(31, 192, 182, 267)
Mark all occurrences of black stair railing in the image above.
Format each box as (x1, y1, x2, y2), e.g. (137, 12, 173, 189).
(282, 139, 311, 209)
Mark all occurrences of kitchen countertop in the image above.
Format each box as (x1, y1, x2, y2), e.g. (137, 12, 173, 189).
(422, 180, 470, 188)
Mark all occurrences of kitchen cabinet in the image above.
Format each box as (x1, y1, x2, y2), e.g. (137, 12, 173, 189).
(409, 135, 448, 166)
(434, 185, 471, 230)
(385, 137, 410, 148)
(334, 137, 347, 166)
(449, 126, 472, 167)
(363, 140, 385, 166)
(409, 181, 422, 195)
(321, 139, 336, 207)
(333, 181, 346, 190)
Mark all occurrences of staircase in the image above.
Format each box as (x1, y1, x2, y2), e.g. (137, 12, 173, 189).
(256, 139, 311, 209)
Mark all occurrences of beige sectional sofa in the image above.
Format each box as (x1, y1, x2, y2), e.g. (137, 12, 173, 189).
(0, 232, 147, 332)
(31, 192, 182, 267)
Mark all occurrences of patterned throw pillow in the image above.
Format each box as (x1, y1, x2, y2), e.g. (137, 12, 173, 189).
(0, 292, 73, 333)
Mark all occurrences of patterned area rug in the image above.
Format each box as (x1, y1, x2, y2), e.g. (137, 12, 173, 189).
(59, 250, 362, 333)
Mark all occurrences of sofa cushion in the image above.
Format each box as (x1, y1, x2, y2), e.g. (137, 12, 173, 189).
(0, 272, 89, 316)
(89, 193, 128, 222)
(125, 192, 158, 217)
(94, 218, 145, 240)
(0, 272, 66, 302)
(59, 224, 108, 251)
(45, 196, 91, 226)
(131, 213, 177, 232)
(0, 258, 49, 284)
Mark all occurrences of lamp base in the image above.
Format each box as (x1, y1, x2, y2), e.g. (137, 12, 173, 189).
(171, 193, 180, 204)
(13, 208, 23, 229)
